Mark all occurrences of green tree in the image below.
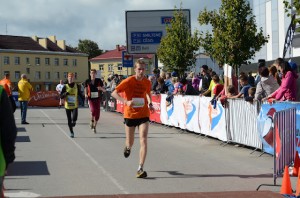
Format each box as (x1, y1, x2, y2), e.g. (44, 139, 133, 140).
(198, 0, 269, 72)
(284, 0, 300, 32)
(76, 39, 102, 59)
(157, 7, 200, 78)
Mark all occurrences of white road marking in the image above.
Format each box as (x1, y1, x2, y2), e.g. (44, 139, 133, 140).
(5, 191, 41, 197)
(40, 110, 129, 194)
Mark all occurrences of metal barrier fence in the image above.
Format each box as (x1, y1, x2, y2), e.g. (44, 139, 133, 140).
(226, 99, 262, 150)
(257, 107, 296, 190)
(274, 108, 296, 177)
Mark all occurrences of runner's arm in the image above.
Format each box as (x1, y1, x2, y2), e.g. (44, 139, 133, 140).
(111, 90, 132, 107)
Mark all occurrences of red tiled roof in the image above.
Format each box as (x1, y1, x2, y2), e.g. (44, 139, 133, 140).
(90, 45, 153, 61)
(0, 35, 80, 53)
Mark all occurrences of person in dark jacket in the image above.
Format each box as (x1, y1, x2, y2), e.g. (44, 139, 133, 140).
(0, 85, 17, 195)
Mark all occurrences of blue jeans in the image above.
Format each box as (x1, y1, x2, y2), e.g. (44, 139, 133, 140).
(20, 101, 28, 123)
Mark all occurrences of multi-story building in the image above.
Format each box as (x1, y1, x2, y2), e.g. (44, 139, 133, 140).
(89, 45, 154, 82)
(0, 35, 88, 91)
(241, 0, 300, 72)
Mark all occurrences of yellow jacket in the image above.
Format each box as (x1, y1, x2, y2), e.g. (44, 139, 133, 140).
(18, 79, 33, 101)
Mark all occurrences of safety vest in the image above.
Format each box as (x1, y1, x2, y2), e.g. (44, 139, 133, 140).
(64, 84, 78, 109)
(0, 86, 6, 176)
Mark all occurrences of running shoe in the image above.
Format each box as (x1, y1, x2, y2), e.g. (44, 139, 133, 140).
(93, 127, 96, 133)
(124, 146, 131, 158)
(136, 169, 147, 178)
(70, 132, 74, 138)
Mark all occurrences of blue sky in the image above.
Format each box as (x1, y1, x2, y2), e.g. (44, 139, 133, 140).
(0, 0, 221, 50)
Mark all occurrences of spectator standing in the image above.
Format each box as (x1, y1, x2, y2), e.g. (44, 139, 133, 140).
(266, 61, 298, 101)
(199, 65, 211, 94)
(269, 65, 281, 85)
(255, 67, 279, 101)
(289, 62, 300, 101)
(0, 85, 17, 197)
(248, 72, 255, 87)
(0, 73, 16, 112)
(56, 79, 65, 108)
(18, 74, 33, 124)
(228, 75, 251, 99)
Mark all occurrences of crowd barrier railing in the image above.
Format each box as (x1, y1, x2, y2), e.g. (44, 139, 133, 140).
(226, 99, 262, 150)
(257, 107, 296, 190)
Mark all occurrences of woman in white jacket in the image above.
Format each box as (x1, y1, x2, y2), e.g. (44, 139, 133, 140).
(255, 67, 279, 101)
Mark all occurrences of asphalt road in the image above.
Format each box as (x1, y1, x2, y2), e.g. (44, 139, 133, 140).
(3, 107, 295, 197)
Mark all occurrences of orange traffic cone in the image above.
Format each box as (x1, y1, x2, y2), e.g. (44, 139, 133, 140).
(295, 167, 300, 196)
(280, 166, 293, 195)
(293, 151, 300, 176)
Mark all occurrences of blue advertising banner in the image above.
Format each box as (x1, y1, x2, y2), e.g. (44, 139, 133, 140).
(122, 51, 133, 67)
(258, 102, 300, 155)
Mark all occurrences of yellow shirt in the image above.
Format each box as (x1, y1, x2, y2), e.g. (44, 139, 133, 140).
(18, 79, 33, 101)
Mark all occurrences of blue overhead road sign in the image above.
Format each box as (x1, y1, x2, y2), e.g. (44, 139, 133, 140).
(122, 51, 133, 67)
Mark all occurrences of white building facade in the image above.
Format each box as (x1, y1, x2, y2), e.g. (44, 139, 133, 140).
(250, 0, 300, 62)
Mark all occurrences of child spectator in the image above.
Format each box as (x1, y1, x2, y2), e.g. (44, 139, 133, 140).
(218, 85, 236, 107)
(212, 75, 224, 97)
(228, 75, 251, 99)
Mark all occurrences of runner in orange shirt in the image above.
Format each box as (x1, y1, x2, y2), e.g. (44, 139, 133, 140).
(111, 59, 154, 178)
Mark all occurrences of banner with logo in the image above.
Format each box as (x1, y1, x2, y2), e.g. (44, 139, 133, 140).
(159, 94, 227, 141)
(198, 97, 227, 141)
(28, 91, 60, 107)
(150, 94, 161, 123)
(258, 102, 300, 155)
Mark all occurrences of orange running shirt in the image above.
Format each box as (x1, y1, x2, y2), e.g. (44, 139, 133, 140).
(115, 76, 151, 119)
(0, 79, 12, 96)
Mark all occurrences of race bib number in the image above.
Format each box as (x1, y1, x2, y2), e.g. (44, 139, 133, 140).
(132, 98, 145, 108)
(91, 92, 99, 98)
(67, 95, 76, 106)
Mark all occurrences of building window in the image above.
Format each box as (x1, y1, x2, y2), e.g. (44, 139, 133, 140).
(45, 58, 50, 65)
(4, 71, 10, 76)
(108, 64, 113, 72)
(54, 72, 60, 80)
(26, 68, 30, 74)
(54, 58, 59, 66)
(45, 84, 50, 91)
(63, 72, 68, 79)
(15, 71, 20, 79)
(14, 57, 20, 65)
(26, 57, 30, 65)
(63, 59, 68, 66)
(99, 64, 104, 71)
(4, 56, 10, 65)
(117, 64, 122, 71)
(72, 59, 77, 66)
(35, 84, 41, 91)
(35, 71, 41, 79)
(45, 72, 50, 80)
(74, 72, 78, 79)
(35, 57, 40, 65)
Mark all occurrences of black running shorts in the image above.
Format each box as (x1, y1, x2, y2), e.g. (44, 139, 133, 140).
(124, 117, 149, 127)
